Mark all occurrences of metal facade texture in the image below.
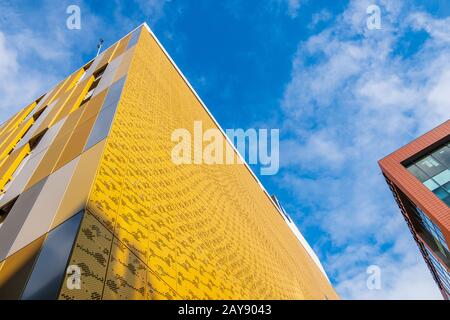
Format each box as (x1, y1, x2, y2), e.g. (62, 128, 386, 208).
(0, 24, 337, 300)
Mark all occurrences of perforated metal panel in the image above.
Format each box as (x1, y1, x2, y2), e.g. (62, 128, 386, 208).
(0, 24, 337, 300)
(80, 26, 337, 300)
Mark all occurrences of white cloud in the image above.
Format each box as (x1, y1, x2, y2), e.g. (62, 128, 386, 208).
(410, 11, 450, 43)
(336, 261, 442, 300)
(0, 1, 84, 119)
(136, 0, 170, 24)
(280, 0, 449, 299)
(0, 0, 169, 123)
(285, 0, 304, 18)
(0, 30, 57, 117)
(0, 32, 18, 78)
(309, 9, 332, 29)
(333, 231, 442, 300)
(287, 0, 300, 17)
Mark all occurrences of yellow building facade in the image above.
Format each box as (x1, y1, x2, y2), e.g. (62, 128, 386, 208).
(0, 24, 338, 300)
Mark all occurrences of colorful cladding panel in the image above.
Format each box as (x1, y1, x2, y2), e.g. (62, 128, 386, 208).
(0, 28, 135, 298)
(0, 35, 134, 208)
(21, 211, 83, 300)
(79, 26, 337, 300)
(0, 236, 45, 300)
(0, 25, 336, 300)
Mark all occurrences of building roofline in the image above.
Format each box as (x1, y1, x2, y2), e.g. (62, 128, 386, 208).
(378, 119, 450, 166)
(140, 22, 332, 282)
(0, 21, 333, 284)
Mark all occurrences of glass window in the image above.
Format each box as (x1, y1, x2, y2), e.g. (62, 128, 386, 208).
(416, 155, 446, 177)
(21, 211, 83, 300)
(433, 169, 450, 186)
(407, 164, 429, 182)
(406, 141, 450, 208)
(425, 246, 450, 294)
(423, 179, 439, 191)
(416, 207, 449, 252)
(433, 187, 450, 201)
(432, 145, 450, 168)
(442, 181, 450, 194)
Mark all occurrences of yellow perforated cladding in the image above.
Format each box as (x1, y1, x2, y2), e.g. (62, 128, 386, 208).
(62, 27, 338, 300)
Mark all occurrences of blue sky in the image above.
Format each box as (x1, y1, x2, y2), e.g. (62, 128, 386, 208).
(1, 0, 450, 299)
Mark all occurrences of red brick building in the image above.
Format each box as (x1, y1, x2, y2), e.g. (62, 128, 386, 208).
(379, 120, 450, 300)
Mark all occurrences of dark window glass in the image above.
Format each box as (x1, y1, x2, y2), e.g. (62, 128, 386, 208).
(443, 195, 450, 207)
(443, 181, 450, 194)
(426, 246, 450, 294)
(407, 164, 429, 182)
(416, 155, 446, 177)
(0, 197, 18, 225)
(406, 141, 450, 208)
(433, 187, 450, 201)
(21, 212, 83, 300)
(432, 145, 450, 168)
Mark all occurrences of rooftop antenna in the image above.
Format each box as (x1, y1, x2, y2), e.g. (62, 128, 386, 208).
(96, 38, 104, 56)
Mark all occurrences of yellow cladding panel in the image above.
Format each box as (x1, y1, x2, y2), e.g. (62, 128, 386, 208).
(0, 143, 31, 192)
(31, 72, 90, 138)
(0, 102, 36, 146)
(110, 34, 131, 61)
(95, 43, 119, 71)
(34, 78, 69, 115)
(31, 67, 82, 117)
(81, 89, 108, 121)
(52, 140, 106, 229)
(32, 91, 73, 138)
(25, 106, 85, 190)
(102, 237, 147, 300)
(54, 113, 96, 172)
(0, 235, 46, 300)
(0, 118, 16, 141)
(59, 212, 112, 300)
(53, 76, 95, 125)
(0, 119, 12, 138)
(65, 68, 85, 92)
(113, 46, 136, 83)
(0, 118, 34, 163)
(77, 28, 338, 300)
